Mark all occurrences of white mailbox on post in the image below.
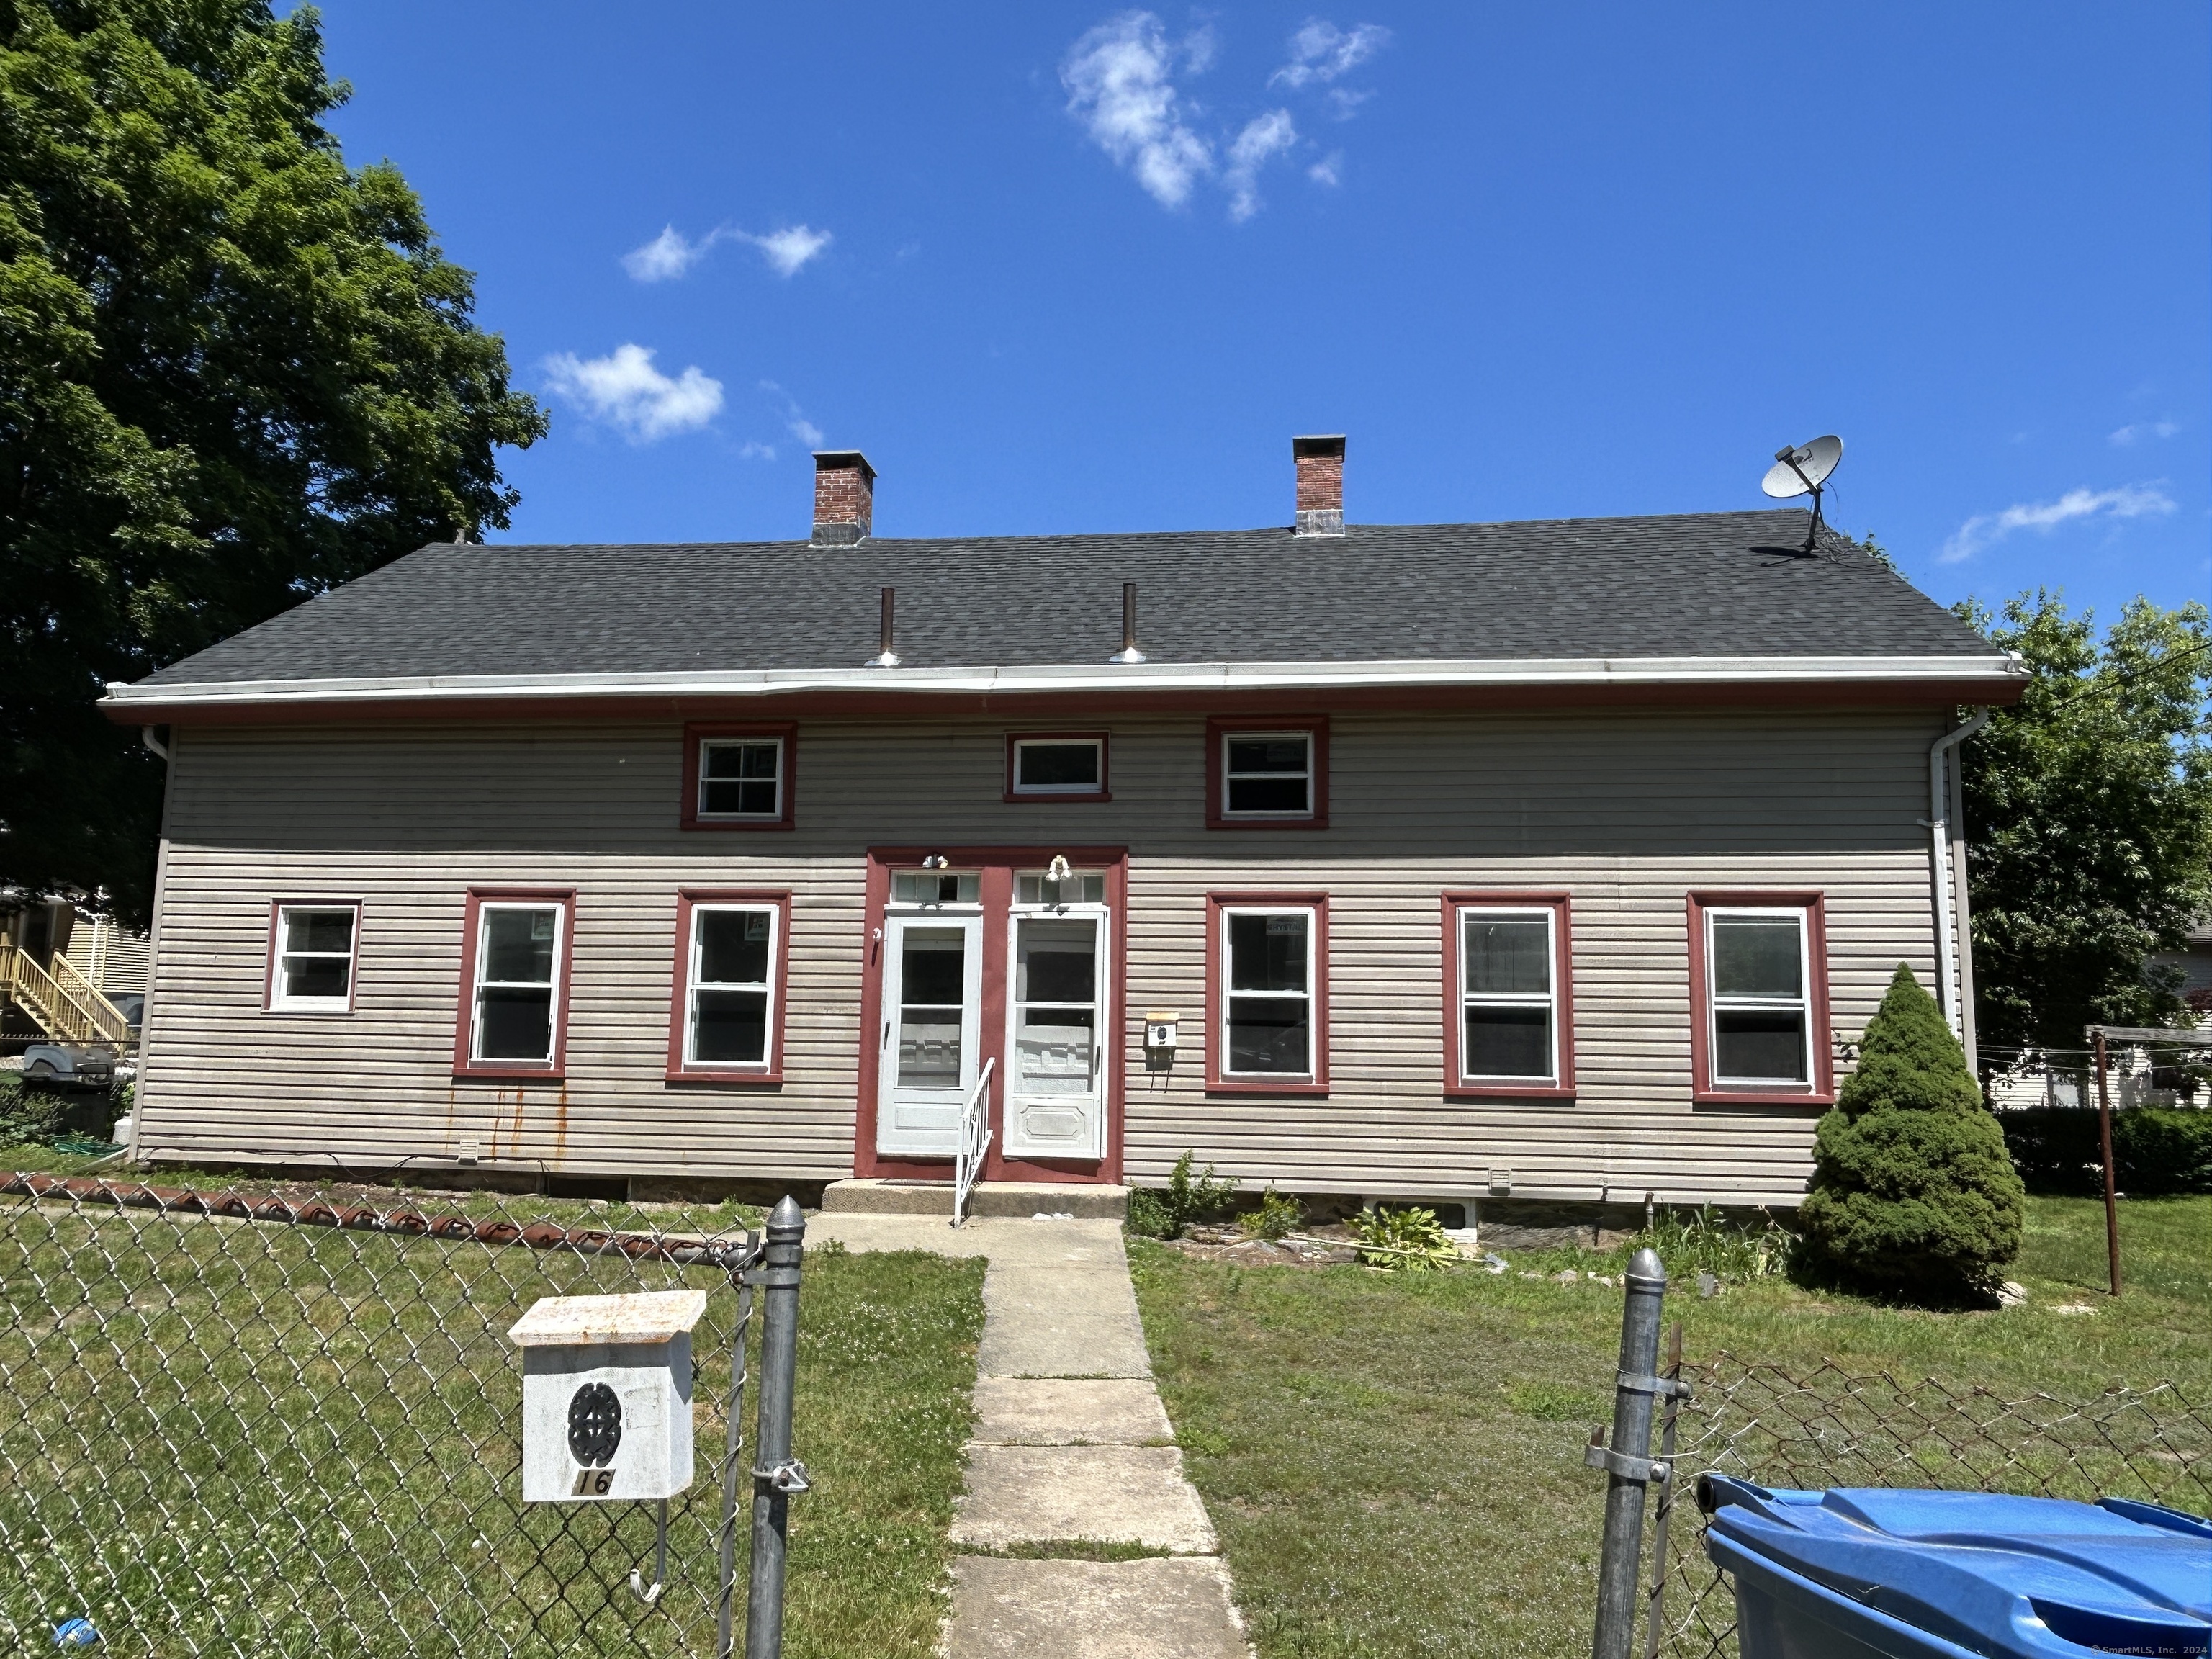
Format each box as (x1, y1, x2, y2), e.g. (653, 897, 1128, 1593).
(508, 1288, 707, 1503)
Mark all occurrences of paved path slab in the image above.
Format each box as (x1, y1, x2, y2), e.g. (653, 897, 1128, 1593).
(951, 1445, 1219, 1552)
(980, 1264, 1152, 1379)
(944, 1557, 1249, 1659)
(971, 1377, 1172, 1446)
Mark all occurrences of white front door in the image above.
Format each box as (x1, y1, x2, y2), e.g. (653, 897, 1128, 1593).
(876, 913, 984, 1156)
(1004, 910, 1108, 1160)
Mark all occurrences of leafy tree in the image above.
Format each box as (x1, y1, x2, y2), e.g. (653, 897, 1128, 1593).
(1, 0, 546, 925)
(1956, 593, 2212, 1068)
(1799, 964, 2024, 1300)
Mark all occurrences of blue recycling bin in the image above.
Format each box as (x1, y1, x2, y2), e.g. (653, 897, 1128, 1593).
(1700, 1475, 2212, 1659)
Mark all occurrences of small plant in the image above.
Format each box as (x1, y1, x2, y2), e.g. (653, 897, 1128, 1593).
(1249, 1187, 1303, 1241)
(1125, 1151, 1239, 1238)
(1346, 1204, 1457, 1271)
(1637, 1204, 1794, 1284)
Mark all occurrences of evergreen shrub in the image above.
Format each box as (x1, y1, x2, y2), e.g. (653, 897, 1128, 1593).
(2002, 1107, 2212, 1195)
(1798, 963, 2026, 1299)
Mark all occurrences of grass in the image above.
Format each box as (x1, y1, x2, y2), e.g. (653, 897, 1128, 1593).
(1128, 1195, 2212, 1659)
(0, 1195, 984, 1659)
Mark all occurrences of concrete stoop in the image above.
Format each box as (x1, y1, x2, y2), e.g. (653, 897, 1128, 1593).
(821, 1177, 1128, 1220)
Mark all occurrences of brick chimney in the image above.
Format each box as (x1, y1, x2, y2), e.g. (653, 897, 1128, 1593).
(812, 451, 875, 544)
(1292, 434, 1344, 536)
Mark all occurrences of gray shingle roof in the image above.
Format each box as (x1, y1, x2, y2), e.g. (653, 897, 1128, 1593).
(134, 509, 1994, 688)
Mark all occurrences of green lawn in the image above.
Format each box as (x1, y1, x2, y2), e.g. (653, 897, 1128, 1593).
(0, 1190, 983, 1659)
(1129, 1195, 2212, 1659)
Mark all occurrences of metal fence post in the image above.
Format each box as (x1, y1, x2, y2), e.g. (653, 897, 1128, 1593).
(745, 1196, 808, 1659)
(1588, 1246, 1669, 1659)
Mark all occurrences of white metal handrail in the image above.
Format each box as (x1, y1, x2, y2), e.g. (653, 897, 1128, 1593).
(951, 1057, 995, 1229)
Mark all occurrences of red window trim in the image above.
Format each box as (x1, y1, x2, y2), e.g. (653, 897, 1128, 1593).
(1440, 891, 1575, 1099)
(1205, 716, 1330, 830)
(680, 721, 798, 832)
(664, 889, 792, 1084)
(264, 898, 364, 1015)
(452, 887, 577, 1080)
(1003, 732, 1112, 803)
(1205, 891, 1331, 1094)
(1686, 891, 1835, 1106)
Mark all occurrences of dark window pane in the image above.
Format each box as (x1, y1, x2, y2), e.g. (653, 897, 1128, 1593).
(700, 742, 778, 814)
(1464, 1006, 1550, 1078)
(1226, 737, 1308, 774)
(703, 741, 778, 779)
(478, 986, 552, 1060)
(482, 909, 556, 984)
(1017, 742, 1100, 788)
(285, 910, 354, 953)
(701, 778, 779, 816)
(1021, 945, 1095, 1005)
(901, 930, 966, 1006)
(283, 956, 350, 1000)
(1228, 998, 1309, 1074)
(1714, 1010, 1807, 1082)
(1226, 775, 1310, 814)
(698, 909, 770, 986)
(1712, 919, 1802, 999)
(693, 989, 768, 1064)
(1465, 918, 1550, 995)
(1228, 913, 1307, 992)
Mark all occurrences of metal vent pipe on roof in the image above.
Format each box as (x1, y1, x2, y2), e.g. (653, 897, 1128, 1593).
(1109, 582, 1146, 664)
(865, 586, 899, 667)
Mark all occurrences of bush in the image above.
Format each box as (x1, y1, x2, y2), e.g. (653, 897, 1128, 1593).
(2001, 1106, 2212, 1195)
(1635, 1204, 1794, 1284)
(1125, 1151, 1239, 1238)
(1249, 1187, 1303, 1241)
(1798, 963, 2026, 1300)
(1346, 1204, 1457, 1271)
(0, 1073, 65, 1147)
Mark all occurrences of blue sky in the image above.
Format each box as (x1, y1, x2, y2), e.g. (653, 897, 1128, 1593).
(315, 2, 2208, 625)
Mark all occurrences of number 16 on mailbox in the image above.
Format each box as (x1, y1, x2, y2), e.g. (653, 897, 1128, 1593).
(508, 1290, 708, 1503)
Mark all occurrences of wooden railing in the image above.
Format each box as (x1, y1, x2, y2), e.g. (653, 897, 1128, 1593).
(0, 945, 133, 1051)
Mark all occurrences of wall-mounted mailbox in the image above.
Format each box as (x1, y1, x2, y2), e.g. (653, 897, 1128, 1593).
(1144, 1010, 1180, 1053)
(509, 1288, 707, 1503)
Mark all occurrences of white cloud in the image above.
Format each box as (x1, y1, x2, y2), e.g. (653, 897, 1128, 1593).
(758, 381, 826, 451)
(2109, 420, 2179, 446)
(622, 225, 707, 282)
(543, 344, 723, 442)
(738, 441, 776, 461)
(1937, 482, 2177, 564)
(1308, 150, 1344, 186)
(1270, 19, 1390, 91)
(1224, 110, 1298, 221)
(740, 225, 833, 277)
(1061, 12, 1215, 210)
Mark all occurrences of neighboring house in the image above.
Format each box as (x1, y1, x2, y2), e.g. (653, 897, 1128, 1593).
(1, 896, 143, 1049)
(99, 439, 2026, 1213)
(2150, 915, 2212, 1011)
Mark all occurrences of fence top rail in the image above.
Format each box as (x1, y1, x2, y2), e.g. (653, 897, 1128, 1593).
(0, 1170, 755, 1267)
(2087, 1025, 2212, 1046)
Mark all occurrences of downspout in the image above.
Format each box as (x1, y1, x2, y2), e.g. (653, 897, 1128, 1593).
(1928, 709, 1993, 1040)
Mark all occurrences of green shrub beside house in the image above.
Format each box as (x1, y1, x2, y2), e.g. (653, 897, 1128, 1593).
(2001, 1106, 2212, 1195)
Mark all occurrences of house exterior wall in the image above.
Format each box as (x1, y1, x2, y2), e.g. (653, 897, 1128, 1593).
(135, 706, 1956, 1207)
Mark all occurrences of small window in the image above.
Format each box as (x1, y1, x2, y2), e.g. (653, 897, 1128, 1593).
(471, 902, 563, 1065)
(1458, 908, 1557, 1083)
(1015, 870, 1106, 906)
(1213, 902, 1325, 1084)
(685, 907, 776, 1069)
(1208, 719, 1328, 828)
(891, 871, 981, 906)
(698, 738, 782, 819)
(1706, 909, 1812, 1085)
(269, 903, 360, 1012)
(1009, 734, 1107, 799)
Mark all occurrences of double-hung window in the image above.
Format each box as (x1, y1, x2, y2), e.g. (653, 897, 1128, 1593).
(1447, 895, 1572, 1094)
(457, 890, 574, 1075)
(267, 902, 361, 1012)
(681, 723, 796, 830)
(667, 891, 787, 1080)
(1208, 895, 1328, 1090)
(1689, 894, 1831, 1100)
(1208, 719, 1328, 827)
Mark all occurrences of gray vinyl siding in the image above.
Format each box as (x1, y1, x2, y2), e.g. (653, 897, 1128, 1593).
(138, 709, 1954, 1206)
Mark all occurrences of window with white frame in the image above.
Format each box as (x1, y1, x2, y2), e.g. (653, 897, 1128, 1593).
(1221, 732, 1313, 818)
(683, 904, 777, 1069)
(471, 902, 563, 1064)
(1221, 907, 1314, 1076)
(270, 904, 359, 1011)
(1705, 907, 1812, 1085)
(696, 737, 783, 819)
(1011, 737, 1105, 796)
(1457, 906, 1557, 1082)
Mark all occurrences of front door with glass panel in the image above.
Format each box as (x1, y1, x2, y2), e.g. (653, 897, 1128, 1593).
(877, 897, 984, 1156)
(1004, 884, 1110, 1159)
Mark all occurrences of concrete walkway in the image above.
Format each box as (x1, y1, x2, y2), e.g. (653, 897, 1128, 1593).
(808, 1212, 1251, 1658)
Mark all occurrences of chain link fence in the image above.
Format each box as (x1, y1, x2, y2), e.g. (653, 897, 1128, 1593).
(1648, 1352, 2212, 1659)
(0, 1174, 771, 1659)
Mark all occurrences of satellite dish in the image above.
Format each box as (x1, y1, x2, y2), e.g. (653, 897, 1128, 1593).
(1760, 434, 1844, 549)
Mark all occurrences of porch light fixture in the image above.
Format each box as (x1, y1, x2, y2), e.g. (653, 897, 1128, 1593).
(1045, 855, 1074, 884)
(920, 853, 949, 870)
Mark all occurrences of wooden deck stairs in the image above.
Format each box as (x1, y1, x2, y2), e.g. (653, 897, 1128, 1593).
(0, 945, 134, 1052)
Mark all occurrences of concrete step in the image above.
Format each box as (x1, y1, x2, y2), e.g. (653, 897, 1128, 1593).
(820, 1177, 1128, 1220)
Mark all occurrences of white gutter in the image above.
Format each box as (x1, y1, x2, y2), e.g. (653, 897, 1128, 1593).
(101, 652, 2027, 712)
(1928, 709, 1995, 1038)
